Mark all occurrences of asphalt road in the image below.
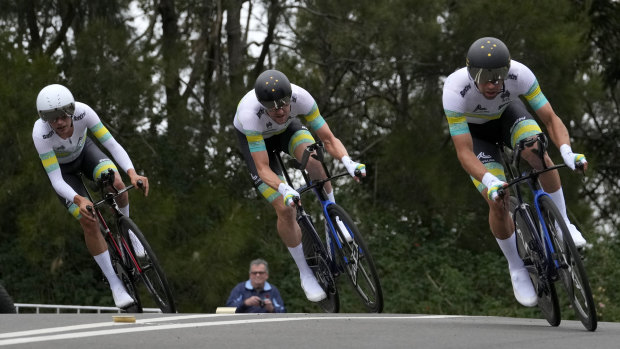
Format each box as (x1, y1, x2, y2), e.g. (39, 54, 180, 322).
(0, 313, 617, 348)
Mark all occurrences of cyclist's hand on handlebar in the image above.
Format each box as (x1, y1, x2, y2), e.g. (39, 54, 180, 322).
(482, 173, 507, 202)
(74, 196, 97, 222)
(128, 170, 149, 196)
(278, 183, 300, 207)
(560, 144, 588, 171)
(341, 155, 366, 182)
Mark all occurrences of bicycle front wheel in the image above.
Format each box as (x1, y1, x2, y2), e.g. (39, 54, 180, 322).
(510, 197, 560, 326)
(119, 217, 177, 313)
(539, 196, 597, 331)
(327, 204, 383, 313)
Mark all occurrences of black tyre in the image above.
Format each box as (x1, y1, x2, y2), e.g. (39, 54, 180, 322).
(119, 217, 177, 313)
(539, 196, 597, 331)
(0, 283, 16, 314)
(298, 215, 339, 313)
(327, 204, 383, 313)
(510, 197, 560, 326)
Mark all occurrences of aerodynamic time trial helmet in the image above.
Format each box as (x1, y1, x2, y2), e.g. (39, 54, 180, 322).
(466, 37, 511, 85)
(254, 70, 292, 110)
(36, 84, 75, 122)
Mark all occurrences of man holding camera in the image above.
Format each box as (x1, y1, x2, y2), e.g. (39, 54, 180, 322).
(225, 259, 286, 313)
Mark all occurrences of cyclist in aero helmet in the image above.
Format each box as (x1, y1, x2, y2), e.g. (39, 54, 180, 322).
(234, 69, 366, 303)
(254, 69, 292, 110)
(466, 37, 511, 85)
(442, 37, 588, 307)
(32, 84, 150, 309)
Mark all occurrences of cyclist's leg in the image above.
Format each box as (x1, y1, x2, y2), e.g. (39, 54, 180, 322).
(505, 103, 585, 246)
(469, 124, 537, 306)
(236, 129, 326, 302)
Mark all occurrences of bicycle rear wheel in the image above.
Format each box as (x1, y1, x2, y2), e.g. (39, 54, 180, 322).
(118, 217, 177, 313)
(539, 196, 597, 331)
(298, 215, 339, 313)
(510, 197, 560, 326)
(327, 204, 383, 313)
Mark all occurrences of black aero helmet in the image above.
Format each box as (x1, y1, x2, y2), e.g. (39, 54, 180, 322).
(466, 37, 511, 84)
(254, 69, 292, 110)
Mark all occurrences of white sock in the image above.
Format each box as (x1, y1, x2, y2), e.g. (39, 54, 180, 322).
(547, 188, 569, 223)
(496, 234, 525, 271)
(288, 243, 313, 278)
(119, 204, 129, 217)
(93, 250, 122, 288)
(326, 190, 335, 203)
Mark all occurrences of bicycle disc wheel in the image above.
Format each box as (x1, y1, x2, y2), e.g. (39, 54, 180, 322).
(298, 215, 339, 313)
(539, 196, 597, 331)
(510, 197, 560, 326)
(119, 217, 177, 313)
(327, 204, 383, 313)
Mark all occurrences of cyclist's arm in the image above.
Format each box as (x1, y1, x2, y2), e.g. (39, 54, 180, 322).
(451, 132, 489, 182)
(315, 122, 348, 160)
(251, 150, 285, 190)
(534, 103, 571, 150)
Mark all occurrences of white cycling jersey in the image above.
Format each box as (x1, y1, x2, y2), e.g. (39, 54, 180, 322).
(233, 84, 326, 153)
(32, 101, 134, 203)
(442, 60, 549, 136)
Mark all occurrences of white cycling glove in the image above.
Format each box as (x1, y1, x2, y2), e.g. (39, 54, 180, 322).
(482, 172, 507, 202)
(560, 144, 587, 170)
(341, 156, 366, 178)
(278, 183, 299, 207)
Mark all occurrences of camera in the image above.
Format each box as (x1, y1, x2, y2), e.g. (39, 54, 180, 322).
(259, 299, 265, 307)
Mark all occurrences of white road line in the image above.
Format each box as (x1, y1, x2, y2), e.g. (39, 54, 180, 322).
(0, 314, 244, 339)
(0, 315, 463, 346)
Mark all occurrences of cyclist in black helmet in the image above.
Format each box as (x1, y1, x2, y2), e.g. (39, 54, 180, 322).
(234, 69, 366, 302)
(442, 37, 588, 307)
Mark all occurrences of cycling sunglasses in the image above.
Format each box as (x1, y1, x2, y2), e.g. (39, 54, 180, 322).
(469, 66, 510, 85)
(39, 104, 75, 122)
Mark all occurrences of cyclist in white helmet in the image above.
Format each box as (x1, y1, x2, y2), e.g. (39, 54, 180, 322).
(234, 70, 366, 302)
(32, 84, 149, 309)
(442, 37, 588, 307)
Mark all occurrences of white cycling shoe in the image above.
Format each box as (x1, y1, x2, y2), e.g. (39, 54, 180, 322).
(567, 224, 587, 248)
(301, 275, 327, 302)
(128, 230, 146, 258)
(112, 285, 135, 308)
(510, 268, 538, 307)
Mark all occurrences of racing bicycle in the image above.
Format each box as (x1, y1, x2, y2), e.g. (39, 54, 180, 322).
(84, 169, 176, 313)
(498, 133, 596, 331)
(273, 142, 383, 313)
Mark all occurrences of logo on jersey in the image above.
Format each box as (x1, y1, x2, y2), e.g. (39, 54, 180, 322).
(73, 112, 86, 121)
(460, 84, 471, 98)
(473, 104, 488, 112)
(291, 95, 297, 103)
(507, 73, 517, 80)
(500, 90, 510, 101)
(266, 121, 273, 129)
(256, 109, 265, 119)
(477, 152, 494, 164)
(43, 130, 54, 139)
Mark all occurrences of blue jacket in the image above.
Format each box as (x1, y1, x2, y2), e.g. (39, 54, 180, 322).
(225, 280, 286, 313)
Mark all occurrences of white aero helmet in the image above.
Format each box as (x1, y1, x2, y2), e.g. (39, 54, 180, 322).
(36, 84, 75, 122)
